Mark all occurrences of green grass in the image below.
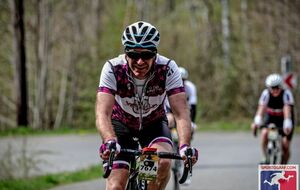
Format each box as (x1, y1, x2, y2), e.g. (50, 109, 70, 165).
(0, 127, 97, 137)
(198, 118, 252, 132)
(0, 165, 103, 190)
(1, 118, 299, 137)
(197, 119, 300, 134)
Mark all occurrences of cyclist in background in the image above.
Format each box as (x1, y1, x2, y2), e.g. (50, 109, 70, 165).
(251, 73, 295, 164)
(166, 67, 198, 139)
(96, 21, 198, 190)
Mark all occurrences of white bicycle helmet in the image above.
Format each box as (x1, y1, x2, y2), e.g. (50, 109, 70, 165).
(178, 67, 189, 80)
(265, 73, 283, 88)
(122, 21, 160, 50)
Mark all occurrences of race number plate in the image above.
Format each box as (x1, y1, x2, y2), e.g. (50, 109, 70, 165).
(138, 154, 159, 181)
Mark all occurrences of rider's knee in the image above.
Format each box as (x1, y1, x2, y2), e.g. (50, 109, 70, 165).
(158, 159, 171, 177)
(107, 181, 124, 190)
(282, 143, 290, 152)
(107, 173, 127, 190)
(261, 128, 268, 139)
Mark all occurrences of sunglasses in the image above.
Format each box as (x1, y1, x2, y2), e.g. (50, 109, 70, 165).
(126, 51, 156, 61)
(270, 86, 280, 90)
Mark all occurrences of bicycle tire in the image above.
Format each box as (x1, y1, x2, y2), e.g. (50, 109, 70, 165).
(121, 148, 184, 189)
(172, 168, 180, 190)
(267, 140, 281, 164)
(172, 140, 180, 190)
(126, 178, 139, 190)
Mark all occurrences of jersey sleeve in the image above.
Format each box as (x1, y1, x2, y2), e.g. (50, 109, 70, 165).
(283, 89, 295, 105)
(165, 61, 185, 96)
(258, 89, 269, 106)
(186, 81, 197, 105)
(97, 62, 117, 95)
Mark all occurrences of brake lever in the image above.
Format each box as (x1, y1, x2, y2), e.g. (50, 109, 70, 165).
(102, 142, 117, 178)
(179, 148, 193, 184)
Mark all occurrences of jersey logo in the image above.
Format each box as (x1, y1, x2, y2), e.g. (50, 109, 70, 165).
(259, 165, 298, 190)
(167, 68, 174, 77)
(126, 96, 157, 114)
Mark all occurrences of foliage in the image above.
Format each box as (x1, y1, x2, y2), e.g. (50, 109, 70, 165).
(0, 126, 96, 137)
(0, 0, 299, 130)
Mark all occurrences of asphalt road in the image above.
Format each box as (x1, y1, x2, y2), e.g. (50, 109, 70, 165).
(0, 132, 299, 190)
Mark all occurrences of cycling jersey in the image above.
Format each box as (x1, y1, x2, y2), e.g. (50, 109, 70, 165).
(259, 89, 294, 116)
(98, 54, 185, 131)
(258, 88, 295, 139)
(165, 80, 197, 121)
(184, 80, 197, 105)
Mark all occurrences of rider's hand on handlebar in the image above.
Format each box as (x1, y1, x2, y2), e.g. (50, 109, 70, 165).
(251, 123, 259, 137)
(99, 139, 121, 160)
(283, 118, 293, 135)
(252, 115, 263, 137)
(179, 144, 198, 165)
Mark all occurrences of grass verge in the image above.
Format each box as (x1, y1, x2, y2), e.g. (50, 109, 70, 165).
(197, 119, 300, 133)
(198, 118, 252, 132)
(0, 127, 97, 137)
(0, 165, 102, 190)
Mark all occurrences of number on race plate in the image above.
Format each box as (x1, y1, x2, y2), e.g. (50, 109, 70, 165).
(138, 155, 159, 181)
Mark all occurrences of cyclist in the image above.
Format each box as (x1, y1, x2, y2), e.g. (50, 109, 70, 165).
(166, 67, 198, 138)
(165, 67, 198, 186)
(96, 21, 198, 190)
(251, 73, 295, 164)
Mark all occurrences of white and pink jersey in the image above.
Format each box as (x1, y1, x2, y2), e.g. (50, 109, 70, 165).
(98, 54, 184, 131)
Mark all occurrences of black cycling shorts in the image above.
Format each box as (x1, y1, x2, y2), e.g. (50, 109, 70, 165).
(103, 117, 173, 170)
(263, 114, 295, 141)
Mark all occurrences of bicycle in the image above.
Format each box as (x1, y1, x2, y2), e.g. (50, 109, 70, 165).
(103, 146, 193, 190)
(170, 126, 182, 190)
(265, 123, 282, 164)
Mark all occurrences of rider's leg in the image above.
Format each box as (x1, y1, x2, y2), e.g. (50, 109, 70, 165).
(281, 137, 290, 164)
(148, 142, 173, 190)
(108, 120, 138, 189)
(260, 128, 268, 162)
(106, 169, 129, 190)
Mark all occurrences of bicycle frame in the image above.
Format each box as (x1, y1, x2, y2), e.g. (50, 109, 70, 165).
(103, 147, 193, 190)
(170, 126, 181, 190)
(266, 123, 282, 164)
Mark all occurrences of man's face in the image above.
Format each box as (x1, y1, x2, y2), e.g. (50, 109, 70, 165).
(126, 48, 156, 79)
(269, 86, 282, 97)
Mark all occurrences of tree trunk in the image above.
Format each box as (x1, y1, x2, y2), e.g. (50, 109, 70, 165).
(136, 0, 148, 20)
(33, 0, 50, 129)
(221, 0, 230, 66)
(10, 0, 28, 127)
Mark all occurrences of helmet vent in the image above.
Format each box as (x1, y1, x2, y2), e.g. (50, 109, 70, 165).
(121, 21, 160, 49)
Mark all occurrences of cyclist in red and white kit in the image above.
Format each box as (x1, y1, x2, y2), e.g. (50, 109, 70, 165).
(251, 73, 295, 164)
(166, 67, 198, 139)
(96, 21, 198, 190)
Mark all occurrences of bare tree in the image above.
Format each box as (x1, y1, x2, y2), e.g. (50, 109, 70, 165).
(136, 0, 148, 20)
(239, 0, 259, 113)
(33, 0, 51, 129)
(221, 0, 230, 66)
(10, 0, 28, 127)
(167, 0, 175, 12)
(54, 1, 80, 129)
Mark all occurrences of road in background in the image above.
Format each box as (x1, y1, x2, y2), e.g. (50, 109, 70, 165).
(0, 132, 299, 190)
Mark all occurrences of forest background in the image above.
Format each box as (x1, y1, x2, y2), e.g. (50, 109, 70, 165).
(0, 0, 299, 131)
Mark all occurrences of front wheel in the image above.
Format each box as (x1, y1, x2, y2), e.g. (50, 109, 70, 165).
(267, 141, 281, 164)
(138, 179, 147, 190)
(126, 179, 139, 190)
(172, 168, 180, 190)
